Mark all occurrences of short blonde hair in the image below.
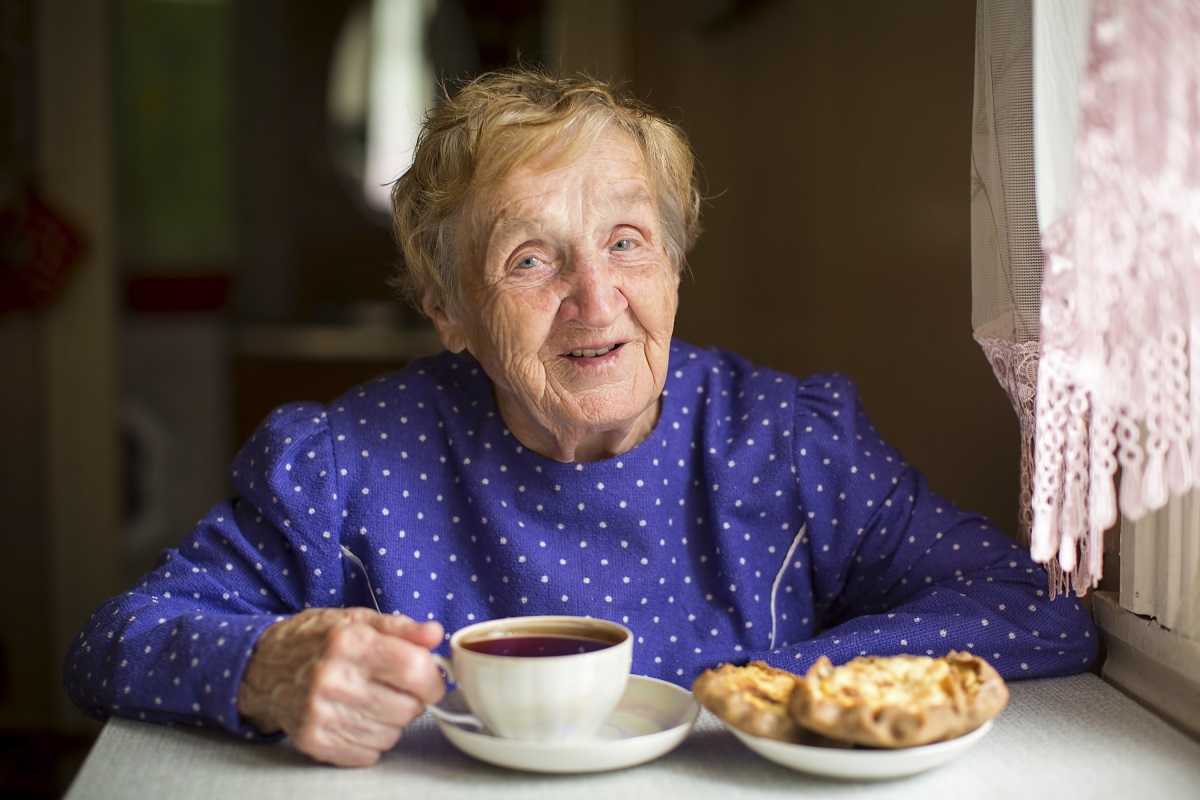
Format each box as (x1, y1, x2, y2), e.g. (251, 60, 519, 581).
(389, 66, 703, 315)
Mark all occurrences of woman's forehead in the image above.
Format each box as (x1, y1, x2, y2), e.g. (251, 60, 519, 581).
(479, 130, 653, 219)
(484, 185, 657, 247)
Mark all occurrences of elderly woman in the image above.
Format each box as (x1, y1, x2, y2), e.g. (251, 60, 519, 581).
(64, 67, 1096, 767)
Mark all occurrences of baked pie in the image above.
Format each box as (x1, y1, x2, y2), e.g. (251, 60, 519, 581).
(693, 651, 1008, 749)
(691, 660, 805, 743)
(788, 651, 1009, 748)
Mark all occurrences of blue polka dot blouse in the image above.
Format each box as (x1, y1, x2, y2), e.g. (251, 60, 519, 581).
(64, 340, 1097, 738)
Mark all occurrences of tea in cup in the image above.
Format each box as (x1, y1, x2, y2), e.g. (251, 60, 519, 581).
(432, 615, 632, 742)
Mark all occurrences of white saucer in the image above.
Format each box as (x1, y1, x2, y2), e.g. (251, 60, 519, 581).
(432, 675, 699, 774)
(728, 720, 994, 780)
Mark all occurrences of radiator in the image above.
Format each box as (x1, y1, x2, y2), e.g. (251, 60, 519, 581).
(1121, 488, 1200, 640)
(1095, 488, 1200, 739)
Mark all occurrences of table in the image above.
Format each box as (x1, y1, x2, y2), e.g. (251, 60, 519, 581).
(64, 673, 1200, 799)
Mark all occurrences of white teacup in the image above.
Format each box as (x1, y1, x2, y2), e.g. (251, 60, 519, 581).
(432, 615, 633, 742)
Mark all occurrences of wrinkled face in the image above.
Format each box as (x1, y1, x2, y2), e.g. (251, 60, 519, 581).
(427, 129, 680, 461)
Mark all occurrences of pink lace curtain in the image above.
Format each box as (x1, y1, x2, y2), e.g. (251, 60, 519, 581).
(1033, 0, 1200, 593)
(974, 0, 1200, 596)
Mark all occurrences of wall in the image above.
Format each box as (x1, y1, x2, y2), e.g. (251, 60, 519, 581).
(624, 1, 1021, 534)
(0, 0, 121, 753)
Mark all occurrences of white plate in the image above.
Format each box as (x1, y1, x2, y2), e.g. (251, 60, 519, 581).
(432, 674, 699, 774)
(729, 720, 994, 781)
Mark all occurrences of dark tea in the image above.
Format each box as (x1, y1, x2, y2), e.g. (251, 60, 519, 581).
(462, 634, 614, 658)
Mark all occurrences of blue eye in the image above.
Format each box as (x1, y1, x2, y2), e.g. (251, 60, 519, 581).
(515, 256, 543, 270)
(612, 239, 634, 251)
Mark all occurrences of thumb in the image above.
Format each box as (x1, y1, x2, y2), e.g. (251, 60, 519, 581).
(369, 613, 445, 649)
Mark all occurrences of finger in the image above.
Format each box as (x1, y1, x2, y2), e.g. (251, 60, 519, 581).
(296, 738, 382, 769)
(407, 619, 446, 649)
(367, 614, 445, 648)
(317, 618, 447, 705)
(292, 665, 425, 766)
(291, 714, 396, 768)
(367, 639, 447, 705)
(358, 682, 428, 733)
(320, 688, 415, 751)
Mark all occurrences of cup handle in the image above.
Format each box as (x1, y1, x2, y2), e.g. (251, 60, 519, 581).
(426, 702, 486, 731)
(427, 654, 487, 731)
(432, 652, 458, 686)
(431, 653, 456, 685)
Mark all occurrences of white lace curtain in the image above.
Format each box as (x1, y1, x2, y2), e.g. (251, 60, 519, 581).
(972, 0, 1200, 596)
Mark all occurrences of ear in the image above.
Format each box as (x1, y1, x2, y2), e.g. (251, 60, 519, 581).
(422, 290, 469, 354)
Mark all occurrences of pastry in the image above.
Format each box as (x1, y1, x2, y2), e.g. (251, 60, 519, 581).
(787, 651, 1009, 748)
(691, 661, 805, 742)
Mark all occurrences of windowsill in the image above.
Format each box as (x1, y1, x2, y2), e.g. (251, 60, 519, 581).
(1093, 591, 1200, 741)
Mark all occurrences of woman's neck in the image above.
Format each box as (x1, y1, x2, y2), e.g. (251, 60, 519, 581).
(498, 394, 663, 463)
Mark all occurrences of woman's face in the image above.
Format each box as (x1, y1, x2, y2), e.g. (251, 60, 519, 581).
(428, 129, 680, 462)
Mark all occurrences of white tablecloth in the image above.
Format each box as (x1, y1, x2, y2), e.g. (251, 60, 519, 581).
(65, 673, 1200, 800)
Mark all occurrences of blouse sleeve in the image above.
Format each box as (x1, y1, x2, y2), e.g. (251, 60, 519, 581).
(62, 402, 355, 738)
(750, 374, 1098, 680)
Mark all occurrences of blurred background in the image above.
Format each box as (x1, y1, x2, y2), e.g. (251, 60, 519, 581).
(1, 0, 1007, 795)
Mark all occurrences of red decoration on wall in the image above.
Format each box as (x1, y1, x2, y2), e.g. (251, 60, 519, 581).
(0, 184, 84, 315)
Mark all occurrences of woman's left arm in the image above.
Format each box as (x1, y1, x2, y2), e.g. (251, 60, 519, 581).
(749, 374, 1098, 680)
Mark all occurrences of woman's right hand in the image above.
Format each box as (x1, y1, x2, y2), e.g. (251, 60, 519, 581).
(236, 607, 446, 767)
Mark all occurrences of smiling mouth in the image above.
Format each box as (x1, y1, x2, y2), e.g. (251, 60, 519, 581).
(566, 343, 622, 358)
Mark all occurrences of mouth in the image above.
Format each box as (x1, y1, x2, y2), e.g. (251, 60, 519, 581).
(565, 342, 623, 359)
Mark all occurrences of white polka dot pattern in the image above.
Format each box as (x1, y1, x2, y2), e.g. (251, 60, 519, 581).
(62, 341, 1097, 737)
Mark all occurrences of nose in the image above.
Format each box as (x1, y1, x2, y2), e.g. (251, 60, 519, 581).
(559, 251, 626, 325)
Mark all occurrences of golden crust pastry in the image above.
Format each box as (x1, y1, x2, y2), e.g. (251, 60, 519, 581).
(691, 661, 805, 742)
(787, 651, 1009, 748)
